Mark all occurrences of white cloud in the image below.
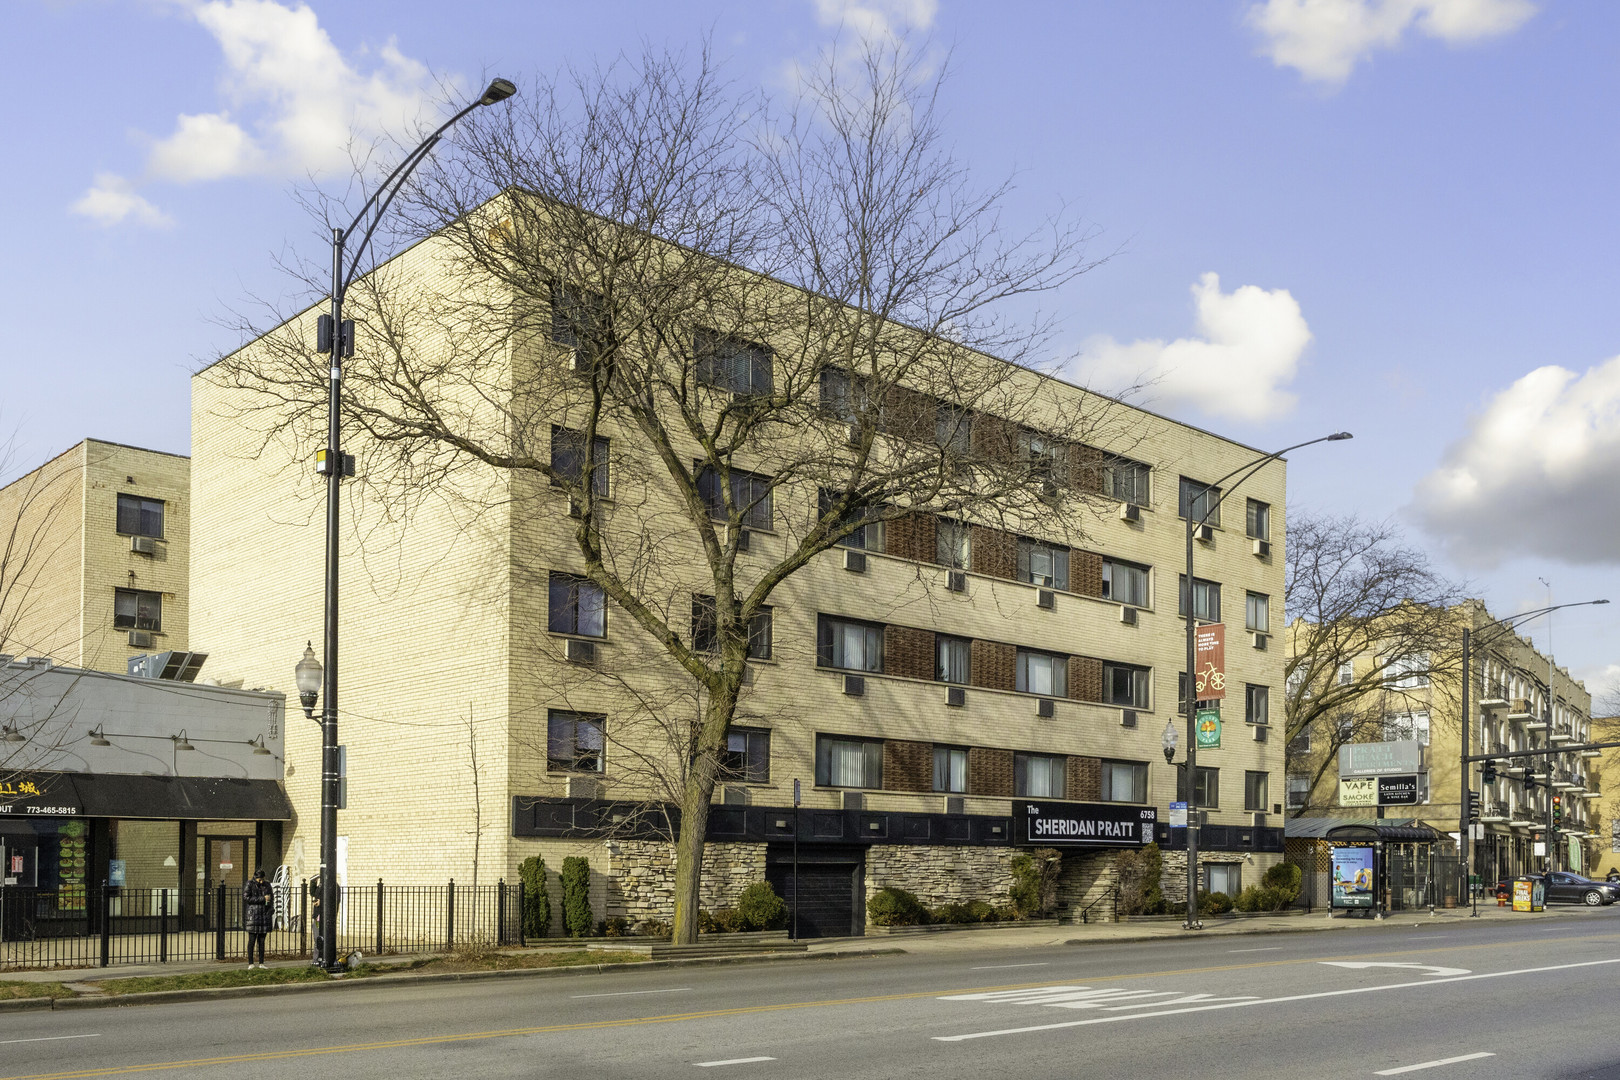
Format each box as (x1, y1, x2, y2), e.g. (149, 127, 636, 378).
(1412, 357, 1620, 566)
(812, 0, 938, 40)
(71, 0, 443, 225)
(1075, 272, 1312, 422)
(1247, 0, 1536, 86)
(70, 174, 173, 228)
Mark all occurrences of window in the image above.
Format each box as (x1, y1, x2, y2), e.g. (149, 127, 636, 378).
(1245, 498, 1270, 541)
(819, 490, 885, 551)
(935, 403, 971, 456)
(1102, 662, 1150, 709)
(691, 596, 772, 659)
(1245, 684, 1270, 725)
(1385, 652, 1430, 689)
(1245, 771, 1270, 812)
(696, 330, 773, 396)
(1335, 715, 1355, 742)
(815, 735, 882, 788)
(1206, 862, 1241, 897)
(1178, 576, 1222, 622)
(1101, 559, 1150, 608)
(550, 426, 609, 497)
(1179, 766, 1219, 807)
(1104, 457, 1150, 506)
(1286, 774, 1311, 809)
(1287, 726, 1311, 755)
(720, 728, 771, 784)
(1245, 592, 1270, 633)
(819, 368, 866, 424)
(1383, 710, 1431, 746)
(1100, 760, 1147, 803)
(113, 588, 162, 631)
(116, 495, 164, 538)
(936, 518, 971, 570)
(1018, 429, 1061, 482)
(697, 466, 773, 531)
(933, 746, 968, 793)
(1016, 649, 1067, 696)
(1285, 666, 1308, 701)
(1017, 538, 1069, 590)
(547, 711, 605, 773)
(1015, 753, 1066, 798)
(1336, 661, 1354, 685)
(1177, 672, 1214, 713)
(936, 635, 972, 684)
(548, 572, 605, 637)
(550, 283, 609, 352)
(1178, 477, 1221, 527)
(817, 615, 884, 672)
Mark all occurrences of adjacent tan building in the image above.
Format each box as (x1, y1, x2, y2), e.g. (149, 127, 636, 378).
(0, 439, 190, 673)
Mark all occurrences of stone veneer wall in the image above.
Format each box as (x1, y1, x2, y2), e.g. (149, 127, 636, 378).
(1159, 849, 1283, 905)
(866, 845, 1014, 908)
(604, 841, 765, 925)
(1055, 850, 1121, 922)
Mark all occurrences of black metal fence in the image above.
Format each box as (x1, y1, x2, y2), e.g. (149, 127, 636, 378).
(0, 880, 525, 970)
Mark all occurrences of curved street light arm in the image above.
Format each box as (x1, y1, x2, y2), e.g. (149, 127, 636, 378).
(1193, 433, 1353, 531)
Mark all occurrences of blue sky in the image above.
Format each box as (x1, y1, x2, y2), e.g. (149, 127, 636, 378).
(4, 0, 1616, 698)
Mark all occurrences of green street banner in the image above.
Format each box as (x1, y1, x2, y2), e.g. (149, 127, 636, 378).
(1196, 708, 1221, 749)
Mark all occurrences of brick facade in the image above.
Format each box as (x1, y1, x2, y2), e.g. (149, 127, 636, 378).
(969, 747, 1014, 796)
(883, 739, 934, 793)
(971, 639, 1016, 692)
(1072, 548, 1104, 598)
(1066, 755, 1101, 801)
(885, 513, 936, 564)
(971, 525, 1016, 580)
(1070, 655, 1104, 703)
(884, 624, 936, 681)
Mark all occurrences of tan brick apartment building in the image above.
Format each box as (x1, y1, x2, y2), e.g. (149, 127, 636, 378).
(190, 226, 1290, 934)
(0, 439, 189, 673)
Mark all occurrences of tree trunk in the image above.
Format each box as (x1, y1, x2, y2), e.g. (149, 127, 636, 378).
(671, 675, 741, 944)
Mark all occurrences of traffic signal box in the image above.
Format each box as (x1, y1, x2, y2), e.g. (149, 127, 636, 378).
(1553, 795, 1563, 826)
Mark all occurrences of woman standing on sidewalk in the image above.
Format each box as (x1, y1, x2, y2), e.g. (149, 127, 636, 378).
(244, 869, 273, 969)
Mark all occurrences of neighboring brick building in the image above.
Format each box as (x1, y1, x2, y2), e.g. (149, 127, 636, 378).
(0, 439, 190, 673)
(189, 223, 1289, 935)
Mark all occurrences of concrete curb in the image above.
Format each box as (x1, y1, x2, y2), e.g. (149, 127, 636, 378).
(41, 947, 907, 1010)
(0, 997, 56, 1012)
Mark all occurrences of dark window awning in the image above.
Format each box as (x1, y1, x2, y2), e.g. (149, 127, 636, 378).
(1, 772, 291, 821)
(1323, 822, 1442, 844)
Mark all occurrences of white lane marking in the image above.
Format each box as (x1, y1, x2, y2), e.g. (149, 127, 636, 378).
(1227, 947, 1283, 953)
(1375, 1052, 1495, 1075)
(969, 963, 1051, 970)
(572, 987, 692, 998)
(695, 1057, 777, 1067)
(0, 1035, 101, 1046)
(932, 956, 1620, 1041)
(1320, 962, 1470, 977)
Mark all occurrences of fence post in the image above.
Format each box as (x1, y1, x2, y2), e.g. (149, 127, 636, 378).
(497, 880, 507, 947)
(517, 881, 526, 948)
(299, 884, 308, 959)
(159, 888, 169, 964)
(215, 883, 226, 961)
(446, 879, 455, 951)
(98, 881, 111, 968)
(376, 880, 384, 958)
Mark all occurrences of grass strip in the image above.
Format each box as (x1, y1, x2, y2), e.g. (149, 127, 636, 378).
(0, 981, 74, 1000)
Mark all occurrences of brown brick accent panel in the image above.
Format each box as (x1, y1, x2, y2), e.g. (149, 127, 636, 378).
(971, 639, 1016, 692)
(1071, 549, 1103, 598)
(1069, 656, 1104, 703)
(1067, 756, 1101, 801)
(1069, 444, 1107, 495)
(972, 525, 1016, 580)
(972, 413, 1017, 462)
(885, 624, 936, 681)
(884, 740, 934, 793)
(884, 385, 936, 442)
(886, 513, 937, 563)
(969, 747, 1014, 797)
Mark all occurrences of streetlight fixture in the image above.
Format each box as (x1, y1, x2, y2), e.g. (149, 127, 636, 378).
(295, 642, 322, 720)
(310, 77, 517, 973)
(1180, 431, 1351, 931)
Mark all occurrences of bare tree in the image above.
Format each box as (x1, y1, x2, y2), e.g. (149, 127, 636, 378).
(1283, 512, 1468, 815)
(210, 41, 1122, 941)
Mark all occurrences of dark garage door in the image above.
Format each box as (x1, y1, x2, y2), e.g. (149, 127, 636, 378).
(767, 845, 864, 938)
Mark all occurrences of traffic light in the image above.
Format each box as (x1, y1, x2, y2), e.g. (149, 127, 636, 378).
(1524, 773, 1538, 792)
(1481, 760, 1498, 785)
(1553, 795, 1563, 826)
(1467, 791, 1480, 823)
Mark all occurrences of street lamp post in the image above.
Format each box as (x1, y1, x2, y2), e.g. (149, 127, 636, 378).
(306, 78, 516, 972)
(1179, 432, 1352, 931)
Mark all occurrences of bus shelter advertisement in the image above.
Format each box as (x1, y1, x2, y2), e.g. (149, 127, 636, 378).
(1331, 846, 1376, 909)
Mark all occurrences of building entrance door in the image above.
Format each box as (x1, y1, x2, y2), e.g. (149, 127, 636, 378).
(766, 845, 865, 938)
(205, 836, 252, 930)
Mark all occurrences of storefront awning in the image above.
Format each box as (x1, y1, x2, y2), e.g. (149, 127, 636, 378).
(0, 772, 291, 821)
(1322, 822, 1443, 844)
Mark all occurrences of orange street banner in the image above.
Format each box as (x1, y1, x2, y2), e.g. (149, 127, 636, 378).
(1194, 623, 1226, 700)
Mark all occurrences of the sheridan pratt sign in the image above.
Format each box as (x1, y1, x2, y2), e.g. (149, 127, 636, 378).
(1016, 801, 1157, 848)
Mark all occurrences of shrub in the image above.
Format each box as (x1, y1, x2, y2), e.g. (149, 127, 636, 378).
(597, 916, 632, 937)
(1262, 862, 1303, 906)
(1115, 843, 1167, 916)
(1234, 885, 1282, 913)
(966, 900, 999, 923)
(735, 882, 789, 931)
(636, 918, 671, 937)
(517, 856, 551, 939)
(1197, 890, 1234, 916)
(868, 887, 930, 926)
(1009, 849, 1063, 918)
(931, 902, 973, 925)
(560, 856, 593, 937)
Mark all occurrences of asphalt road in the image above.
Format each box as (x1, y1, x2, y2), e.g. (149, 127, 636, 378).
(6, 911, 1620, 1080)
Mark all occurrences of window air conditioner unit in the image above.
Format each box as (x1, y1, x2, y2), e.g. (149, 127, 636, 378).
(564, 349, 582, 373)
(843, 549, 867, 573)
(1252, 812, 1268, 829)
(1253, 539, 1271, 558)
(740, 665, 755, 687)
(1037, 697, 1055, 719)
(566, 776, 601, 800)
(130, 535, 158, 555)
(1195, 524, 1214, 543)
(1037, 589, 1055, 609)
(1252, 632, 1268, 650)
(568, 497, 583, 519)
(846, 423, 862, 448)
(945, 796, 965, 816)
(1119, 503, 1141, 523)
(843, 674, 865, 697)
(1121, 709, 1138, 729)
(723, 786, 749, 806)
(1252, 723, 1268, 743)
(564, 639, 597, 666)
(842, 791, 864, 811)
(127, 630, 154, 649)
(947, 570, 967, 593)
(946, 685, 966, 707)
(1119, 606, 1138, 626)
(734, 528, 750, 552)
